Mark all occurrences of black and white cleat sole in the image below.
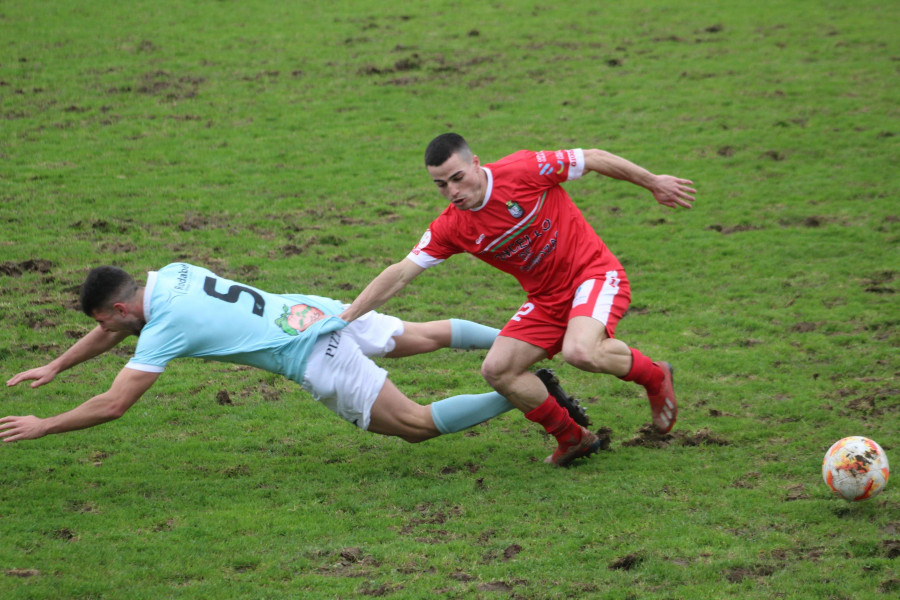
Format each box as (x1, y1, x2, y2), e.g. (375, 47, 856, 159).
(535, 368, 592, 428)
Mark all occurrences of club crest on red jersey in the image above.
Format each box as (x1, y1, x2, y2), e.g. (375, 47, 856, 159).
(506, 201, 524, 218)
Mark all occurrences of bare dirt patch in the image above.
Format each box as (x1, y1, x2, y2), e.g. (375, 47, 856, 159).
(833, 387, 899, 420)
(622, 425, 729, 449)
(783, 484, 810, 501)
(5, 569, 41, 578)
(594, 426, 613, 451)
(178, 212, 233, 232)
(316, 547, 380, 578)
(609, 552, 644, 571)
(724, 564, 776, 583)
(861, 270, 896, 294)
(502, 544, 522, 561)
(359, 582, 402, 596)
(116, 70, 207, 101)
(478, 581, 516, 592)
(0, 259, 52, 277)
(400, 503, 462, 535)
(70, 219, 130, 236)
(99, 241, 138, 253)
(706, 224, 763, 235)
(732, 472, 761, 489)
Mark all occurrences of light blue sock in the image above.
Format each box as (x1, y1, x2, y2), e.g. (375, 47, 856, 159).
(430, 391, 516, 434)
(449, 319, 500, 350)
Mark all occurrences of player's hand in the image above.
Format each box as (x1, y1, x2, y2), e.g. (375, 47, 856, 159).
(651, 175, 696, 209)
(6, 366, 58, 389)
(0, 415, 46, 442)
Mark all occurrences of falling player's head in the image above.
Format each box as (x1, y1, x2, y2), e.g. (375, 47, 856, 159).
(80, 266, 137, 317)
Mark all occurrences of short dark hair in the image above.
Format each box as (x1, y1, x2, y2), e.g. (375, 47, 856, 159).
(79, 266, 137, 316)
(424, 133, 472, 167)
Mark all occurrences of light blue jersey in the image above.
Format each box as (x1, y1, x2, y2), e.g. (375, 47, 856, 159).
(126, 263, 347, 383)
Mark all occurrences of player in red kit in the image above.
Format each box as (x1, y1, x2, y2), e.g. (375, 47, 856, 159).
(341, 133, 696, 466)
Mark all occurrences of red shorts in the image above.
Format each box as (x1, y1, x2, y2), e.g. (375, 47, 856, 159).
(499, 269, 631, 358)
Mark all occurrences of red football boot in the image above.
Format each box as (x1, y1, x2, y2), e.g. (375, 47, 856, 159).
(647, 361, 677, 433)
(544, 426, 603, 467)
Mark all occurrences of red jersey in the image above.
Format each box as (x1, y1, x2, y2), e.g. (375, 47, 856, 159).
(407, 148, 622, 306)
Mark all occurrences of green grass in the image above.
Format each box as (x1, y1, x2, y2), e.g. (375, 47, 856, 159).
(1, 0, 898, 598)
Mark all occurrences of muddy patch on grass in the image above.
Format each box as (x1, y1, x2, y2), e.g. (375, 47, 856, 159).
(112, 70, 206, 101)
(717, 145, 735, 157)
(359, 582, 402, 596)
(398, 503, 463, 544)
(213, 382, 281, 406)
(882, 579, 900, 594)
(52, 528, 79, 541)
(357, 52, 497, 85)
(883, 539, 900, 559)
(768, 547, 824, 563)
(783, 484, 811, 501)
(608, 552, 644, 571)
(5, 569, 41, 578)
(502, 544, 522, 561)
(316, 547, 380, 579)
(480, 544, 524, 565)
(99, 241, 138, 253)
(724, 564, 776, 583)
(732, 472, 761, 489)
(708, 408, 737, 418)
(833, 387, 899, 420)
(861, 270, 896, 294)
(70, 219, 131, 235)
(0, 259, 52, 277)
(594, 426, 613, 451)
(438, 462, 480, 476)
(178, 212, 234, 232)
(622, 425, 729, 449)
(478, 581, 517, 592)
(706, 223, 763, 235)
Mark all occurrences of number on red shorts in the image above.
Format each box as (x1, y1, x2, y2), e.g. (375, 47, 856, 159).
(511, 302, 535, 322)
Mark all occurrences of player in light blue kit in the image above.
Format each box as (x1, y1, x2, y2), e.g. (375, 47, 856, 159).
(2, 263, 524, 445)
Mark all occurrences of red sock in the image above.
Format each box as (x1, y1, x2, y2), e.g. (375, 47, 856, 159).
(525, 395, 583, 444)
(621, 348, 664, 394)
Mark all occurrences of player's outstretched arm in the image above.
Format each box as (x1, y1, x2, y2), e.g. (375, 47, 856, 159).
(6, 326, 130, 389)
(582, 148, 696, 209)
(1, 367, 159, 442)
(339, 258, 426, 324)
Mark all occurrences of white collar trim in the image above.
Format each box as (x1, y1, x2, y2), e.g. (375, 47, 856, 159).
(471, 167, 493, 212)
(143, 271, 158, 321)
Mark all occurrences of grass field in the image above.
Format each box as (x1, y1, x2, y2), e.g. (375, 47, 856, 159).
(1, 0, 898, 598)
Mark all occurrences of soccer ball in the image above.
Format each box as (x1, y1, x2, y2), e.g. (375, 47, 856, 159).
(822, 436, 890, 501)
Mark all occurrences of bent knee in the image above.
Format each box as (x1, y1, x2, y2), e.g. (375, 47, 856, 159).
(561, 341, 596, 371)
(480, 357, 509, 388)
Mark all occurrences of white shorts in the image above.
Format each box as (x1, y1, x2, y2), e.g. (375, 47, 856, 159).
(300, 310, 404, 430)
